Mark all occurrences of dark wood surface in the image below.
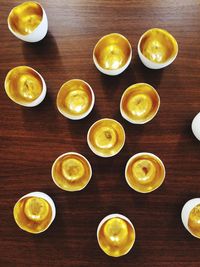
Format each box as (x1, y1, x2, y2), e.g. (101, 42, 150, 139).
(1, 0, 200, 266)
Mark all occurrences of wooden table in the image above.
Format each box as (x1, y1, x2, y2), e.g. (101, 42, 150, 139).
(1, 1, 200, 266)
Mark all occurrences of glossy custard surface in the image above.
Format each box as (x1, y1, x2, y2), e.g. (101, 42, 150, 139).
(57, 80, 93, 118)
(52, 153, 91, 191)
(126, 154, 165, 193)
(140, 28, 178, 63)
(5, 66, 42, 105)
(121, 83, 159, 123)
(98, 217, 135, 257)
(94, 33, 131, 70)
(88, 119, 125, 157)
(188, 204, 200, 238)
(14, 196, 52, 233)
(8, 2, 43, 35)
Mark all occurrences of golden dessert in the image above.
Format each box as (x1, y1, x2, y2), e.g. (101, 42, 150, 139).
(14, 196, 52, 234)
(188, 204, 200, 238)
(120, 83, 160, 124)
(87, 118, 125, 157)
(8, 1, 43, 35)
(52, 152, 92, 191)
(5, 66, 43, 106)
(57, 79, 94, 119)
(93, 33, 132, 71)
(126, 153, 165, 193)
(139, 28, 178, 64)
(97, 215, 135, 257)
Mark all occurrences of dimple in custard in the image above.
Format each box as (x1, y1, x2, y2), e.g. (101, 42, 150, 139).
(188, 204, 200, 238)
(88, 119, 125, 157)
(140, 28, 178, 64)
(98, 217, 135, 257)
(8, 2, 43, 35)
(14, 196, 52, 233)
(57, 80, 93, 119)
(121, 83, 160, 124)
(94, 33, 131, 70)
(5, 66, 43, 105)
(52, 153, 91, 191)
(126, 153, 165, 193)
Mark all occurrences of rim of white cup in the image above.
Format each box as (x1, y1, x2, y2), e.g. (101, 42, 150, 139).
(191, 112, 200, 141)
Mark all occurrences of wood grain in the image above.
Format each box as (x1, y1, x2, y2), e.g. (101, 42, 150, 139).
(1, 0, 200, 266)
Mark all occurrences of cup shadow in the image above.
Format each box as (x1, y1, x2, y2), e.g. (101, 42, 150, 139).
(134, 54, 164, 88)
(99, 62, 137, 97)
(66, 105, 101, 140)
(22, 31, 64, 69)
(20, 90, 59, 133)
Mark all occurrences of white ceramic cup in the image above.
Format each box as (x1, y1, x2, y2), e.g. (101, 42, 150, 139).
(97, 213, 136, 257)
(56, 79, 95, 120)
(125, 152, 166, 193)
(138, 28, 178, 69)
(13, 191, 56, 234)
(120, 83, 160, 124)
(93, 33, 132, 76)
(181, 198, 200, 239)
(87, 118, 126, 157)
(8, 1, 48, 42)
(4, 66, 47, 107)
(192, 112, 200, 141)
(51, 152, 92, 192)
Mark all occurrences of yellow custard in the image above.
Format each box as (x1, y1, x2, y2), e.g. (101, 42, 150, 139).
(140, 28, 178, 63)
(88, 119, 125, 157)
(126, 153, 165, 193)
(5, 66, 43, 105)
(121, 83, 160, 123)
(188, 204, 200, 238)
(57, 80, 93, 119)
(13, 196, 52, 234)
(94, 33, 131, 70)
(98, 217, 135, 257)
(8, 2, 43, 35)
(52, 153, 91, 191)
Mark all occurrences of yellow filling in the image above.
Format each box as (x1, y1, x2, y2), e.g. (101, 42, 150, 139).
(24, 197, 50, 222)
(104, 218, 128, 247)
(188, 204, 200, 238)
(126, 154, 165, 193)
(61, 158, 85, 181)
(88, 119, 125, 157)
(98, 217, 135, 257)
(13, 196, 52, 233)
(94, 33, 131, 70)
(132, 159, 156, 185)
(57, 80, 92, 117)
(8, 2, 43, 35)
(121, 83, 159, 123)
(64, 90, 90, 115)
(140, 28, 178, 63)
(94, 126, 117, 149)
(52, 154, 91, 191)
(5, 66, 42, 104)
